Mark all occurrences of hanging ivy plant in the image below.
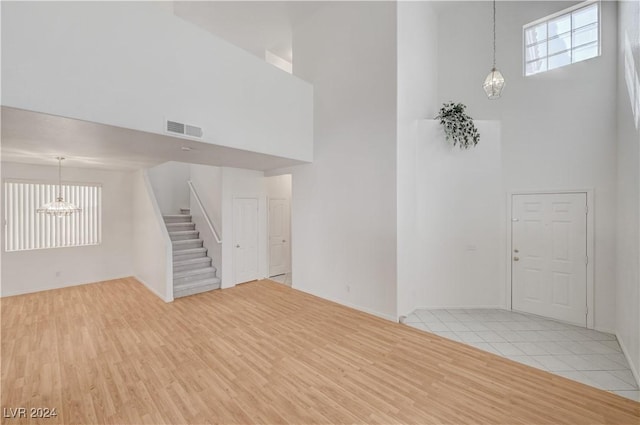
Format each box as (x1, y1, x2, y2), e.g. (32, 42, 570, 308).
(435, 102, 480, 150)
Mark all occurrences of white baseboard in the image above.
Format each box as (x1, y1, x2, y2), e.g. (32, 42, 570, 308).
(616, 333, 640, 388)
(0, 274, 132, 298)
(337, 299, 397, 322)
(594, 326, 617, 334)
(134, 275, 173, 303)
(294, 287, 396, 322)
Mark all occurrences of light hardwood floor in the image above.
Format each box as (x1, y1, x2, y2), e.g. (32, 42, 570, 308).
(1, 278, 639, 424)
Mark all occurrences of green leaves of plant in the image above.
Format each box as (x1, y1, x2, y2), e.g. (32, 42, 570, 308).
(434, 102, 480, 150)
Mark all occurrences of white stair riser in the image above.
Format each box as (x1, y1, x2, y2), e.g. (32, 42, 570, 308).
(175, 271, 217, 285)
(174, 281, 220, 298)
(173, 250, 207, 261)
(174, 259, 212, 273)
(166, 223, 196, 231)
(172, 240, 203, 250)
(170, 232, 199, 242)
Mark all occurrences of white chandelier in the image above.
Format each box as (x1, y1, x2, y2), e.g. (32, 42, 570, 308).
(37, 157, 82, 217)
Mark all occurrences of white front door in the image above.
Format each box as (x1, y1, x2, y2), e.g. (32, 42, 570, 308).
(269, 199, 290, 277)
(512, 193, 588, 326)
(233, 197, 259, 284)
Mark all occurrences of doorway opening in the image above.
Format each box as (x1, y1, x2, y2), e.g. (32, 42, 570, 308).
(266, 175, 292, 287)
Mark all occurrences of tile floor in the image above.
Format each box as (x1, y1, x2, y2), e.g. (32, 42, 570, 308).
(269, 272, 292, 287)
(404, 308, 640, 402)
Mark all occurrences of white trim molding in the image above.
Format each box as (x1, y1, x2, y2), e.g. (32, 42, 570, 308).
(296, 286, 397, 322)
(617, 332, 640, 388)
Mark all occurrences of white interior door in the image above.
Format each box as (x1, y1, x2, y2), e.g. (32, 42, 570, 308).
(269, 199, 290, 277)
(512, 193, 587, 326)
(233, 197, 259, 284)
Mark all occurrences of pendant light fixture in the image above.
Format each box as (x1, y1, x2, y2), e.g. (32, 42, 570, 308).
(483, 0, 506, 99)
(37, 157, 82, 217)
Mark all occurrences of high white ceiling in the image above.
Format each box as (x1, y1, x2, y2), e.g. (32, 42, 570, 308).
(173, 1, 324, 62)
(0, 107, 306, 171)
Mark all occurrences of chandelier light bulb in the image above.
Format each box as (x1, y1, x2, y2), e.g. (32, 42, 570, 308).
(483, 67, 506, 99)
(36, 157, 82, 217)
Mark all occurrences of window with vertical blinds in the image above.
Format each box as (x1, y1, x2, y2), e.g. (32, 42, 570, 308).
(4, 181, 102, 252)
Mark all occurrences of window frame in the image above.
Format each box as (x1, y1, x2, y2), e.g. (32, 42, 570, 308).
(3, 179, 103, 252)
(522, 0, 601, 77)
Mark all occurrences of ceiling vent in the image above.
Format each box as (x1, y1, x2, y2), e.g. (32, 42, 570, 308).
(166, 120, 203, 139)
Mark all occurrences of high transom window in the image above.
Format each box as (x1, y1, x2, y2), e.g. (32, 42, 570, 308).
(524, 1, 600, 76)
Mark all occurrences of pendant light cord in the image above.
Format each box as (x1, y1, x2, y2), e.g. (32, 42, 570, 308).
(57, 157, 63, 200)
(492, 0, 497, 69)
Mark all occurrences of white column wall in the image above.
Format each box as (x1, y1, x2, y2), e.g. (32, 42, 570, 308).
(396, 1, 440, 316)
(616, 0, 640, 385)
(286, 2, 398, 320)
(397, 121, 504, 316)
(132, 170, 173, 302)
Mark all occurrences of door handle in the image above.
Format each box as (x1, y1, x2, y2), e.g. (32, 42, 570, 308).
(236, 244, 240, 248)
(513, 256, 520, 261)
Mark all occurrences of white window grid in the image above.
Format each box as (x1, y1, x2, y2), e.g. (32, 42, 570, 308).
(523, 0, 601, 76)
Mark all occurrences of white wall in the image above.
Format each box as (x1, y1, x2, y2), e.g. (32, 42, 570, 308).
(396, 1, 439, 316)
(1, 1, 313, 162)
(220, 167, 268, 288)
(266, 174, 292, 202)
(436, 1, 619, 331)
(190, 164, 223, 230)
(616, 0, 640, 383)
(132, 170, 173, 302)
(148, 161, 191, 215)
(398, 121, 503, 316)
(0, 162, 133, 296)
(286, 2, 398, 320)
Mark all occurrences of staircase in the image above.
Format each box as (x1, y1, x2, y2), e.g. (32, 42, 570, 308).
(164, 208, 221, 298)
